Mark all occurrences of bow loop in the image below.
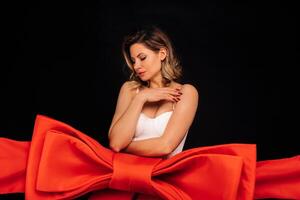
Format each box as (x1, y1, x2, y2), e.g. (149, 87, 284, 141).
(109, 153, 161, 195)
(36, 129, 112, 198)
(1, 114, 299, 200)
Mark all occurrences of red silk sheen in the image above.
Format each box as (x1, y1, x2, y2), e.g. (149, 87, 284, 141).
(0, 138, 30, 193)
(0, 114, 299, 200)
(255, 156, 300, 199)
(109, 153, 162, 195)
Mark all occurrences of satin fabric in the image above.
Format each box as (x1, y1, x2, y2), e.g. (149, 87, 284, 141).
(0, 114, 299, 200)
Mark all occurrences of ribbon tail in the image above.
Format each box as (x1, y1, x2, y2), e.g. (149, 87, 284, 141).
(0, 138, 31, 194)
(89, 189, 135, 200)
(254, 155, 300, 199)
(89, 190, 162, 200)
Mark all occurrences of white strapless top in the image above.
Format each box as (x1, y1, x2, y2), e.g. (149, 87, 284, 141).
(132, 87, 188, 158)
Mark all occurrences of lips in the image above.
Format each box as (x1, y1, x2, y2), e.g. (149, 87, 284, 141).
(138, 71, 146, 76)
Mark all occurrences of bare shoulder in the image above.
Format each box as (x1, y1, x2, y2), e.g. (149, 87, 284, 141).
(171, 82, 199, 98)
(119, 81, 140, 97)
(181, 84, 199, 96)
(120, 81, 132, 89)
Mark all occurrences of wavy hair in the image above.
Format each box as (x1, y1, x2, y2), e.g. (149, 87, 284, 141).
(122, 25, 182, 88)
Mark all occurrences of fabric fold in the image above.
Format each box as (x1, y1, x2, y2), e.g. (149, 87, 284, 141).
(0, 138, 30, 194)
(254, 155, 300, 199)
(0, 114, 299, 200)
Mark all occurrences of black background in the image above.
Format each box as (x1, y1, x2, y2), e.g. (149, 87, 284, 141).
(1, 0, 298, 199)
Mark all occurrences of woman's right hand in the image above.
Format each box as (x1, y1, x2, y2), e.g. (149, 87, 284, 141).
(136, 87, 182, 103)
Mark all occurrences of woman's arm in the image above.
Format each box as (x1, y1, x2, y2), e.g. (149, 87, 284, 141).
(123, 84, 199, 157)
(108, 82, 145, 152)
(122, 137, 170, 157)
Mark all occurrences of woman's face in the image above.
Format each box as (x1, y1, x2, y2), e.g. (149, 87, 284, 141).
(129, 43, 166, 82)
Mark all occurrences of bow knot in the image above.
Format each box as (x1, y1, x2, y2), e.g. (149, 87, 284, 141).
(2, 115, 262, 200)
(109, 153, 162, 195)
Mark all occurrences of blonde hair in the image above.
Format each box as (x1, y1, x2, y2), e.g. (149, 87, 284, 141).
(122, 25, 182, 88)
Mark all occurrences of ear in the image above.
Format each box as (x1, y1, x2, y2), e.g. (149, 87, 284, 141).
(159, 48, 167, 61)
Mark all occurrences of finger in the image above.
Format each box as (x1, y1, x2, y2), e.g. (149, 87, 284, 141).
(165, 94, 177, 102)
(166, 89, 182, 97)
(160, 87, 181, 94)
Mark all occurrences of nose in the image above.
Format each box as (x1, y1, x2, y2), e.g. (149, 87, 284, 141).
(133, 60, 141, 71)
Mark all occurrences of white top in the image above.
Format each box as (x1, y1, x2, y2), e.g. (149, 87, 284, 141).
(132, 87, 188, 158)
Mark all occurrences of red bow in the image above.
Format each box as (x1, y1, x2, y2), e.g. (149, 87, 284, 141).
(0, 114, 299, 199)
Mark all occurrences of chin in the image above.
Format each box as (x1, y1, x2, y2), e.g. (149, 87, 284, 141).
(141, 78, 149, 82)
(140, 76, 150, 82)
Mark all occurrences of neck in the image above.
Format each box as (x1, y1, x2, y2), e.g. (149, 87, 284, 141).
(148, 73, 164, 88)
(149, 81, 163, 88)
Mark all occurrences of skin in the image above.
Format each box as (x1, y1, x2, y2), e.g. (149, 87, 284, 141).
(108, 43, 199, 158)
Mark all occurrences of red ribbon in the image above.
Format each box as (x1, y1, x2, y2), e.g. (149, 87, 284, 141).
(0, 114, 299, 199)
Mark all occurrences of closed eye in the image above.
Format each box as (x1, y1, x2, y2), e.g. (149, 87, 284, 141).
(131, 55, 146, 64)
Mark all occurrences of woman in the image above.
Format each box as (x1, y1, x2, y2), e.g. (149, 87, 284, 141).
(0, 26, 299, 200)
(108, 25, 198, 158)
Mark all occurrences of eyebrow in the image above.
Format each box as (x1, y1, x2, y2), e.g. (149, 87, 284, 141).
(131, 53, 144, 61)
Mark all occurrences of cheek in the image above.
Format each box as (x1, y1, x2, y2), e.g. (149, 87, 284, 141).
(145, 56, 161, 71)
